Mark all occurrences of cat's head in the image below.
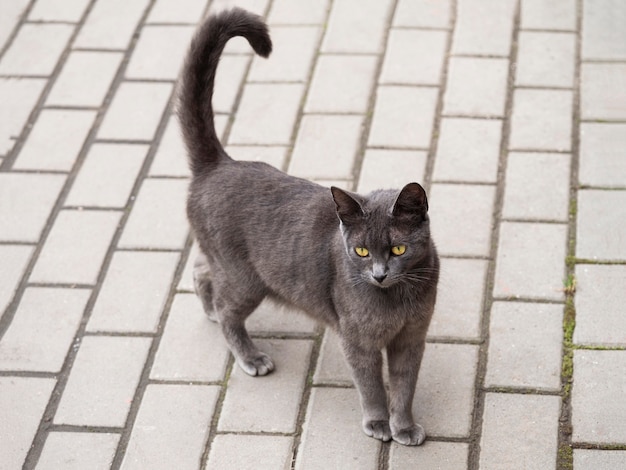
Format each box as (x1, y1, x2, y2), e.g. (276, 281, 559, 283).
(331, 183, 433, 289)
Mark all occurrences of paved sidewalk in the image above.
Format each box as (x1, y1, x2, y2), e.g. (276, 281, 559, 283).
(1, 0, 625, 468)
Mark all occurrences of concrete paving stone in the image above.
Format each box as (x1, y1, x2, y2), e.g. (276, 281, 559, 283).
(295, 387, 380, 470)
(66, 143, 148, 208)
(486, 301, 563, 391)
(574, 449, 626, 469)
(579, 123, 626, 188)
(14, 109, 96, 171)
(0, 172, 65, 242)
(0, 245, 33, 312)
(214, 55, 250, 114)
(37, 432, 119, 470)
(150, 117, 191, 177)
(150, 293, 230, 382)
(520, 0, 576, 31)
(0, 377, 56, 470)
(493, 222, 568, 301)
(444, 58, 508, 118)
(576, 190, 626, 261)
(118, 178, 189, 250)
(429, 184, 495, 257)
(393, 0, 452, 28)
(0, 24, 73, 76)
(28, 0, 90, 22)
(54, 336, 151, 427)
(574, 264, 626, 346)
(207, 435, 293, 470)
(572, 350, 626, 443)
(98, 82, 173, 141)
(289, 115, 363, 179)
(126, 25, 195, 80)
(433, 118, 502, 183)
(368, 86, 438, 149)
(249, 26, 320, 82)
(121, 384, 219, 470)
(210, 0, 268, 17)
(322, 0, 391, 54)
(0, 287, 90, 372)
(219, 339, 312, 433)
(47, 51, 123, 107)
(414, 343, 478, 438)
(516, 32, 576, 88)
(228, 145, 287, 169)
(147, 0, 207, 24)
(582, 0, 626, 60)
(268, 0, 329, 24)
(313, 329, 351, 386)
(229, 83, 303, 145)
(389, 441, 468, 469)
(479, 393, 560, 470)
(0, 78, 46, 154)
(30, 209, 121, 285)
(75, 0, 150, 50)
(452, 0, 516, 56)
(0, 0, 29, 52)
(380, 29, 447, 86)
(502, 152, 571, 222)
(429, 258, 488, 341)
(304, 54, 377, 114)
(246, 299, 318, 334)
(509, 89, 573, 152)
(177, 242, 199, 292)
(87, 251, 179, 333)
(581, 63, 626, 121)
(357, 149, 427, 193)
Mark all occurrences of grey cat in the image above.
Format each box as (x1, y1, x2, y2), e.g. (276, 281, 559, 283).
(178, 8, 440, 446)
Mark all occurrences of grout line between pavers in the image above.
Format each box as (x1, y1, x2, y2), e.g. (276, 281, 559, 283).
(0, 0, 37, 60)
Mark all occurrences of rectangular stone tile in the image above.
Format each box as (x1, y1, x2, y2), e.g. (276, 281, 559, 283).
(14, 109, 96, 171)
(229, 83, 303, 145)
(219, 339, 312, 433)
(313, 329, 351, 386)
(444, 58, 508, 118)
(390, 441, 468, 469)
(380, 29, 447, 86)
(213, 55, 249, 114)
(150, 117, 191, 177)
(509, 89, 573, 151)
(118, 178, 188, 250)
(575, 265, 626, 346)
(0, 377, 56, 470)
(0, 0, 29, 52)
(0, 78, 46, 154)
(574, 449, 626, 469)
(295, 387, 380, 470)
(357, 149, 427, 193)
(177, 243, 199, 292)
(55, 336, 151, 427)
(429, 184, 495, 257)
(580, 123, 626, 188)
(429, 258, 488, 340)
(268, 0, 329, 24)
(572, 350, 626, 443)
(121, 384, 219, 470)
(502, 152, 571, 221)
(147, 0, 206, 23)
(493, 222, 567, 301)
(452, 0, 516, 56)
(0, 173, 65, 242)
(322, 0, 391, 53)
(28, 0, 90, 22)
(479, 393, 560, 469)
(0, 245, 33, 312)
(207, 435, 293, 470)
(486, 301, 563, 390)
(393, 0, 452, 28)
(66, 143, 147, 208)
(369, 86, 438, 148)
(577, 190, 626, 261)
(0, 287, 89, 372)
(150, 294, 230, 382)
(289, 115, 363, 179)
(228, 145, 287, 170)
(581, 63, 626, 121)
(246, 299, 317, 334)
(98, 82, 173, 141)
(521, 0, 576, 31)
(0, 24, 73, 75)
(433, 118, 502, 183)
(209, 0, 268, 17)
(304, 55, 377, 114)
(582, 0, 626, 60)
(30, 210, 121, 285)
(37, 432, 119, 470)
(516, 32, 576, 88)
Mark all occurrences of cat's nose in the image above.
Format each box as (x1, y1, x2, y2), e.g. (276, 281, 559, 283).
(373, 274, 387, 284)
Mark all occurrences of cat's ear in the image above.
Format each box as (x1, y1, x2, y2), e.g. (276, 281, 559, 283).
(392, 182, 428, 220)
(331, 187, 364, 225)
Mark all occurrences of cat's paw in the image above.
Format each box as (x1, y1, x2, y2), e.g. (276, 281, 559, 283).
(392, 424, 426, 446)
(237, 353, 274, 377)
(363, 420, 392, 442)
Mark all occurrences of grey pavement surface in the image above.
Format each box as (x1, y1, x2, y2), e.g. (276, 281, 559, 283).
(1, 0, 625, 469)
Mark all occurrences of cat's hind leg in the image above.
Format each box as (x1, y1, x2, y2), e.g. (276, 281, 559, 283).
(193, 251, 218, 322)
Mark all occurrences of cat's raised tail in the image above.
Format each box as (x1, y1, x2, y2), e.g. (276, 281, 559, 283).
(178, 9, 272, 175)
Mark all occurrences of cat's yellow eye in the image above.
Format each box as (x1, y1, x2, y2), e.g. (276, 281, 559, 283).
(391, 245, 407, 256)
(355, 247, 369, 257)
